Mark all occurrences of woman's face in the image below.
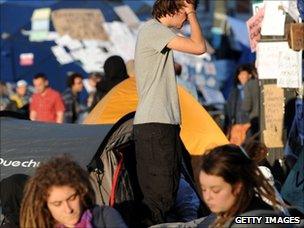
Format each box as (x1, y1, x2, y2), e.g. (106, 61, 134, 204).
(47, 185, 82, 227)
(199, 171, 241, 214)
(237, 70, 251, 85)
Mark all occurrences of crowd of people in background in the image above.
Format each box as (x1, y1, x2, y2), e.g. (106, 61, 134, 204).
(0, 55, 130, 124)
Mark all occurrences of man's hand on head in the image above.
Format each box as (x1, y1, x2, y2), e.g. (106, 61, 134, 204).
(184, 0, 195, 15)
(184, 0, 196, 13)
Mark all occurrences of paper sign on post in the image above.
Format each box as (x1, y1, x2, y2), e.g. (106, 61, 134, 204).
(256, 42, 281, 79)
(262, 84, 285, 148)
(277, 49, 302, 88)
(247, 7, 264, 52)
(261, 1, 286, 36)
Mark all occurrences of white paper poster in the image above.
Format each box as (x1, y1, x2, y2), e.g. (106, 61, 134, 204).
(261, 1, 286, 36)
(257, 42, 282, 79)
(257, 42, 302, 88)
(277, 50, 302, 88)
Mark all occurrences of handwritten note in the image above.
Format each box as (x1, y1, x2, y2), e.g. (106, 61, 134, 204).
(51, 9, 108, 40)
(277, 49, 302, 88)
(262, 84, 284, 148)
(246, 7, 264, 52)
(256, 42, 301, 82)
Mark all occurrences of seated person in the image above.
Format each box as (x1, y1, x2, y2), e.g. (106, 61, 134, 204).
(20, 156, 127, 228)
(198, 144, 286, 227)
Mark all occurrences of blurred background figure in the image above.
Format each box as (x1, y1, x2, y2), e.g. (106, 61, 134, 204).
(62, 73, 85, 123)
(10, 80, 32, 118)
(241, 64, 260, 139)
(0, 81, 17, 112)
(30, 73, 65, 123)
(0, 174, 29, 228)
(90, 55, 128, 110)
(83, 72, 103, 109)
(20, 156, 127, 228)
(224, 63, 257, 145)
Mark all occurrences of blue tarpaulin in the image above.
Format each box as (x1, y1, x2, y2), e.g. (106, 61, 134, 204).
(1, 0, 145, 92)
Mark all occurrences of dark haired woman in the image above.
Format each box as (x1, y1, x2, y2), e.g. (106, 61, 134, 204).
(199, 144, 285, 227)
(225, 64, 256, 145)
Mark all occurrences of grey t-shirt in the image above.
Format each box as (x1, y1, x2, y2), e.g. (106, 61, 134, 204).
(134, 19, 181, 125)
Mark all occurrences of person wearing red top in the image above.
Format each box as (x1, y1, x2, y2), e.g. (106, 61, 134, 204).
(30, 73, 65, 123)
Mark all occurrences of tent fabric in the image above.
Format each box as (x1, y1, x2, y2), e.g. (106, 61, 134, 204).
(84, 77, 229, 155)
(0, 117, 112, 180)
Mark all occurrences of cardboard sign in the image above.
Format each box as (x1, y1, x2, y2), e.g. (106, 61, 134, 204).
(262, 84, 284, 148)
(247, 7, 265, 52)
(288, 23, 304, 51)
(51, 9, 108, 40)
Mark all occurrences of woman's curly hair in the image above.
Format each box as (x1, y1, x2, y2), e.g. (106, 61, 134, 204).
(20, 156, 96, 228)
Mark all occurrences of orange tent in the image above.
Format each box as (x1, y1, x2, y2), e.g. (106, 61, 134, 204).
(84, 77, 228, 155)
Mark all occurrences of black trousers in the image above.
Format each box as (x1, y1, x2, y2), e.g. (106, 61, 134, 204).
(133, 123, 182, 225)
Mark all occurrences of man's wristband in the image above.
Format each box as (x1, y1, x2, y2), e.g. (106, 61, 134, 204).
(187, 11, 196, 16)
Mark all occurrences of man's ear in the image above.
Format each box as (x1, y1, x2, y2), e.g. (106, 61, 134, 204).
(233, 182, 243, 196)
(45, 80, 49, 87)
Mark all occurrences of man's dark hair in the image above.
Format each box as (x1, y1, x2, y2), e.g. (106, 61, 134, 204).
(33, 73, 48, 81)
(67, 73, 83, 88)
(152, 0, 198, 19)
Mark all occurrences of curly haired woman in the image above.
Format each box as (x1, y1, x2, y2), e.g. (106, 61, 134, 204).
(20, 156, 127, 228)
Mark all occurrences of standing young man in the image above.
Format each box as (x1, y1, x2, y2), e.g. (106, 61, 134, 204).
(134, 0, 206, 225)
